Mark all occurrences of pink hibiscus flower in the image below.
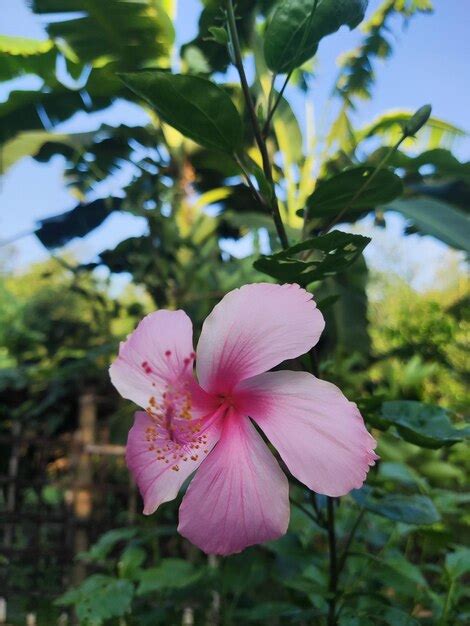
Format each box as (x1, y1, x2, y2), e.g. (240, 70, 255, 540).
(110, 283, 377, 555)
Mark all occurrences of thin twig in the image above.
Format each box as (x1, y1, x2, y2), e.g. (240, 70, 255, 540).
(262, 71, 292, 138)
(321, 135, 405, 233)
(291, 498, 323, 527)
(337, 508, 366, 575)
(234, 155, 268, 209)
(225, 0, 289, 249)
(327, 497, 338, 626)
(310, 492, 325, 526)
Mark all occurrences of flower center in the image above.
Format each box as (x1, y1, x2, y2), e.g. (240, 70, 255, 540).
(144, 383, 210, 472)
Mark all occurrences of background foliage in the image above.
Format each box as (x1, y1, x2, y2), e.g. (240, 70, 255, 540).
(0, 0, 468, 624)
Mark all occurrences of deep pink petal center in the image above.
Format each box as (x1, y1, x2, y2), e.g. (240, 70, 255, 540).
(140, 363, 223, 471)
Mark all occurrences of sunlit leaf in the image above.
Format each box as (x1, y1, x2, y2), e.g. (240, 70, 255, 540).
(120, 71, 243, 153)
(0, 130, 95, 174)
(30, 0, 174, 70)
(0, 35, 56, 82)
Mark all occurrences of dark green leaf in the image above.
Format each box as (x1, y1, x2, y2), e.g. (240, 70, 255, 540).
(56, 575, 133, 623)
(78, 527, 138, 562)
(385, 198, 470, 253)
(118, 546, 146, 580)
(381, 401, 469, 449)
(119, 71, 243, 153)
(328, 254, 370, 355)
(137, 559, 202, 595)
(265, 0, 368, 73)
(305, 167, 403, 220)
(352, 487, 440, 525)
(235, 602, 317, 621)
(35, 197, 121, 249)
(446, 547, 470, 579)
(254, 230, 370, 285)
(380, 552, 427, 587)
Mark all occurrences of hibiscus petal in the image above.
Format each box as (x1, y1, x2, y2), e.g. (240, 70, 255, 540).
(178, 411, 290, 555)
(236, 371, 378, 497)
(110, 310, 196, 408)
(126, 411, 222, 515)
(196, 283, 324, 394)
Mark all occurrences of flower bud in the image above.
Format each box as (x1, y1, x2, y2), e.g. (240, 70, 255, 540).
(403, 104, 432, 137)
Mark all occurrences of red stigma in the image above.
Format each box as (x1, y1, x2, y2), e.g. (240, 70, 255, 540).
(165, 350, 172, 357)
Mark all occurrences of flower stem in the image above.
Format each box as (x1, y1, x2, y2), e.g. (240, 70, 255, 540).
(327, 496, 338, 626)
(225, 0, 289, 250)
(322, 135, 405, 233)
(262, 71, 292, 138)
(337, 508, 365, 575)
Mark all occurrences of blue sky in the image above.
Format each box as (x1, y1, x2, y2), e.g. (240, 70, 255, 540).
(0, 0, 468, 288)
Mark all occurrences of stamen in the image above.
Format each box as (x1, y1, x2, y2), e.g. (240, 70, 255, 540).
(144, 382, 209, 468)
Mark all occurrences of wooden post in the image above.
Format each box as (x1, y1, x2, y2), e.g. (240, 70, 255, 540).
(0, 598, 6, 623)
(4, 421, 21, 548)
(181, 608, 194, 626)
(72, 390, 96, 585)
(207, 554, 221, 625)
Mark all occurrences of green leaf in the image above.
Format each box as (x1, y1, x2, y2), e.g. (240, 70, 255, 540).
(305, 167, 403, 220)
(56, 575, 133, 624)
(357, 110, 465, 149)
(0, 35, 56, 82)
(340, 607, 419, 626)
(35, 197, 122, 249)
(316, 254, 371, 356)
(119, 71, 243, 153)
(0, 129, 97, 174)
(235, 602, 317, 621)
(272, 93, 303, 166)
(137, 558, 201, 595)
(378, 462, 424, 489)
(208, 26, 229, 46)
(381, 552, 427, 587)
(385, 198, 470, 253)
(78, 527, 138, 562)
(30, 0, 174, 70)
(118, 546, 146, 580)
(254, 231, 370, 285)
(352, 487, 440, 525)
(381, 401, 469, 449)
(264, 0, 368, 74)
(446, 547, 470, 580)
